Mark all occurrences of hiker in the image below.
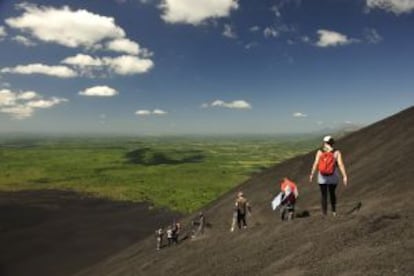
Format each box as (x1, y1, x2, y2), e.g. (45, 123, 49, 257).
(232, 191, 251, 231)
(191, 212, 206, 238)
(198, 212, 206, 235)
(166, 226, 173, 246)
(279, 177, 299, 221)
(172, 221, 181, 244)
(309, 136, 348, 216)
(155, 228, 164, 250)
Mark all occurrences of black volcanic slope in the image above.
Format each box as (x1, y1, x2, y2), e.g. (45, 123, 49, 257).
(0, 190, 179, 276)
(77, 106, 414, 276)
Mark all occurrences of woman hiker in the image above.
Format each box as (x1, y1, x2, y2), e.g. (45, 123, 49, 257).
(309, 136, 348, 216)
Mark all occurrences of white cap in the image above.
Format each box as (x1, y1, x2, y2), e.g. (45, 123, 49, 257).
(323, 135, 332, 142)
(323, 135, 335, 145)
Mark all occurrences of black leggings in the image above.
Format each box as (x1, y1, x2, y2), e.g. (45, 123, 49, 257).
(237, 212, 247, 229)
(319, 184, 337, 214)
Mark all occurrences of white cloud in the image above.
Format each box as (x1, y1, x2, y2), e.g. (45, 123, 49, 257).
(363, 28, 383, 44)
(153, 109, 167, 115)
(1, 105, 34, 119)
(245, 42, 258, 50)
(293, 112, 307, 118)
(249, 26, 260, 32)
(106, 38, 139, 55)
(136, 110, 151, 115)
(263, 27, 278, 38)
(103, 55, 154, 75)
(0, 89, 16, 106)
(223, 24, 237, 39)
(6, 3, 125, 49)
(301, 36, 310, 43)
(79, 86, 119, 97)
(1, 63, 77, 78)
(61, 54, 154, 76)
(135, 109, 168, 116)
(208, 99, 251, 109)
(26, 97, 67, 108)
(0, 88, 67, 119)
(366, 0, 414, 14)
(17, 91, 38, 100)
(271, 5, 281, 17)
(62, 54, 103, 67)
(316, 29, 354, 47)
(160, 0, 239, 25)
(0, 26, 7, 40)
(12, 35, 37, 46)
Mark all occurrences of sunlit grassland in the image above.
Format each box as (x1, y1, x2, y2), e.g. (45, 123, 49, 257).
(0, 136, 318, 212)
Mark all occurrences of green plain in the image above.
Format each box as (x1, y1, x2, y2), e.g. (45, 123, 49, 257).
(0, 136, 317, 213)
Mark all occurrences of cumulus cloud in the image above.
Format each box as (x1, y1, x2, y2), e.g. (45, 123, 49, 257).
(0, 89, 17, 106)
(0, 26, 7, 40)
(60, 54, 154, 77)
(263, 27, 278, 38)
(17, 91, 37, 100)
(1, 63, 77, 78)
(6, 3, 125, 49)
(26, 97, 68, 108)
(135, 109, 167, 116)
(159, 0, 239, 25)
(5, 3, 154, 58)
(103, 55, 154, 75)
(106, 38, 139, 55)
(62, 54, 103, 67)
(223, 24, 237, 39)
(0, 88, 67, 119)
(366, 0, 414, 14)
(12, 35, 37, 46)
(316, 29, 354, 47)
(79, 86, 119, 97)
(204, 99, 252, 109)
(293, 112, 308, 118)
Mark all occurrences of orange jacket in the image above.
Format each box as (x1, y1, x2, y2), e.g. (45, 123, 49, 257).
(280, 178, 299, 198)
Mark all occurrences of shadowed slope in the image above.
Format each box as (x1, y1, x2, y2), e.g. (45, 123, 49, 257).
(0, 190, 180, 276)
(79, 106, 414, 276)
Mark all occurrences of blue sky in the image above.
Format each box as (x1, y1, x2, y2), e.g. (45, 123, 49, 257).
(0, 0, 413, 135)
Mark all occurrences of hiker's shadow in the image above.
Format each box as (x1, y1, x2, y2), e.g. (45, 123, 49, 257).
(346, 202, 362, 215)
(295, 210, 311, 218)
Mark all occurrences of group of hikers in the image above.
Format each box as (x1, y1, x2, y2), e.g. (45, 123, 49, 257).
(155, 220, 181, 250)
(155, 212, 206, 250)
(156, 135, 348, 249)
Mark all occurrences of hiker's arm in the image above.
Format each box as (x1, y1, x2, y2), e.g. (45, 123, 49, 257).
(309, 150, 321, 182)
(337, 151, 348, 186)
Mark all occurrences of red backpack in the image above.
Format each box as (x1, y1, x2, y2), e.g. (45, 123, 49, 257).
(318, 150, 337, 176)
